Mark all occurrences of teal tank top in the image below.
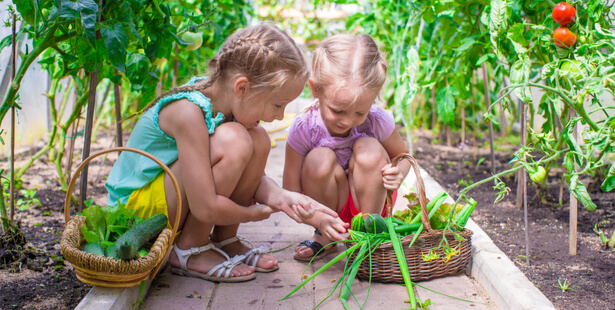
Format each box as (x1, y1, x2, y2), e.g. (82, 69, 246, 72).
(105, 76, 226, 206)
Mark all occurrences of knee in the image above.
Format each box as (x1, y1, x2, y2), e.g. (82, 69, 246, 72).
(214, 122, 253, 162)
(352, 138, 388, 169)
(248, 125, 271, 159)
(303, 147, 338, 179)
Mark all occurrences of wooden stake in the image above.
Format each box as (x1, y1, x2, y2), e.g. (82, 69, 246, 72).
(516, 100, 527, 209)
(113, 69, 123, 148)
(569, 111, 578, 256)
(9, 14, 17, 221)
(481, 63, 495, 175)
(431, 87, 436, 130)
(79, 3, 102, 211)
(461, 99, 466, 143)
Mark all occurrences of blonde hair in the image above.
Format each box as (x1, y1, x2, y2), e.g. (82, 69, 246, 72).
(311, 33, 387, 103)
(146, 24, 309, 110)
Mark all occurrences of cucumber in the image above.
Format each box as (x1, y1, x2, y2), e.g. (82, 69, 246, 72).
(82, 242, 105, 256)
(105, 244, 119, 259)
(350, 213, 365, 232)
(364, 213, 388, 234)
(115, 213, 168, 260)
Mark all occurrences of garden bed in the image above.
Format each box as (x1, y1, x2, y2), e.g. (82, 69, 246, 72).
(412, 130, 615, 310)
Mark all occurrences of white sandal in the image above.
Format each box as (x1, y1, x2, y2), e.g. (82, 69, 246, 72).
(212, 236, 279, 273)
(169, 243, 256, 282)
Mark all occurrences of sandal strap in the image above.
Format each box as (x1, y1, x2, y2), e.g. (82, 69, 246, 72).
(297, 240, 324, 256)
(173, 243, 230, 271)
(211, 235, 272, 268)
(208, 254, 246, 278)
(243, 244, 271, 267)
(211, 235, 242, 248)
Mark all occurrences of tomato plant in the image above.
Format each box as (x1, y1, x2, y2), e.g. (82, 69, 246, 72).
(552, 2, 576, 26)
(553, 26, 577, 48)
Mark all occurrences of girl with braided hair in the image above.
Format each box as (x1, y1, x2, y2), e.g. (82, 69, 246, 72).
(283, 33, 410, 261)
(105, 24, 339, 282)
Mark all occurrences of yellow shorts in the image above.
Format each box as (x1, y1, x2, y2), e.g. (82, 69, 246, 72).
(126, 172, 172, 229)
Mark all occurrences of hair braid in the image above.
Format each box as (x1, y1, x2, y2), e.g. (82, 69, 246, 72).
(130, 24, 308, 120)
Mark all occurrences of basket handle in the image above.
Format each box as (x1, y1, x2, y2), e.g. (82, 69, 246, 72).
(63, 146, 182, 280)
(385, 153, 435, 235)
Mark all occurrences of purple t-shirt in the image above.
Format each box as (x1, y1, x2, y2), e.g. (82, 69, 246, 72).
(287, 102, 395, 170)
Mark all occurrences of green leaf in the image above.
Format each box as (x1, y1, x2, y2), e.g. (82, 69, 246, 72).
(101, 23, 128, 73)
(570, 175, 597, 211)
(507, 24, 528, 54)
(126, 52, 150, 90)
(81, 205, 106, 243)
(436, 85, 458, 126)
(488, 0, 508, 58)
(14, 0, 36, 26)
(454, 36, 477, 53)
(601, 164, 615, 192)
(510, 54, 531, 102)
(58, 0, 99, 48)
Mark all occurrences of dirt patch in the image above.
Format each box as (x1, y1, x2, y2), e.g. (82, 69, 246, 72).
(412, 130, 615, 310)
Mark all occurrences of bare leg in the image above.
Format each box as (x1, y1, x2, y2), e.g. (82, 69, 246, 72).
(294, 147, 347, 258)
(210, 125, 277, 270)
(349, 137, 389, 215)
(166, 122, 255, 278)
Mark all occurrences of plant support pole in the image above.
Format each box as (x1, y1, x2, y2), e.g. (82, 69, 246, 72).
(569, 111, 578, 256)
(517, 100, 527, 209)
(79, 4, 103, 211)
(9, 14, 17, 221)
(114, 70, 123, 148)
(482, 63, 495, 175)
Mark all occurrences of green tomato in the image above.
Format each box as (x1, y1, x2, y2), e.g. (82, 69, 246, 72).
(41, 8, 49, 19)
(560, 60, 585, 81)
(530, 166, 547, 183)
(181, 31, 203, 51)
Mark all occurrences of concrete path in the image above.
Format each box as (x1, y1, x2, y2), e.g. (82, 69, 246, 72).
(74, 100, 555, 310)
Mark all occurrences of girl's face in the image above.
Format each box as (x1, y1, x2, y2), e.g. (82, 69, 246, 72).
(312, 82, 379, 137)
(233, 77, 305, 129)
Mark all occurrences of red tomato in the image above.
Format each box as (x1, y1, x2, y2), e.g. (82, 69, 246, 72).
(552, 2, 576, 26)
(553, 26, 577, 48)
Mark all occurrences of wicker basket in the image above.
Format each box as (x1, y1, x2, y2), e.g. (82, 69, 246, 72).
(348, 154, 473, 283)
(60, 147, 181, 288)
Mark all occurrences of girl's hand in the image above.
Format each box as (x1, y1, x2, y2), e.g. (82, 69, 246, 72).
(318, 216, 349, 241)
(247, 203, 275, 222)
(273, 190, 339, 223)
(381, 163, 405, 191)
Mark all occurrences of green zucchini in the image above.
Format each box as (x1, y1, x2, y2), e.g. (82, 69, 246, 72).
(116, 213, 168, 260)
(364, 213, 388, 234)
(350, 213, 366, 232)
(82, 242, 105, 256)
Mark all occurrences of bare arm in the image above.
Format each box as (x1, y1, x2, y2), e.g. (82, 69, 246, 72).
(282, 143, 304, 192)
(159, 100, 271, 225)
(380, 129, 411, 190)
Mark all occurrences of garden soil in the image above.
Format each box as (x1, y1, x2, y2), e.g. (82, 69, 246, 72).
(1, 129, 614, 310)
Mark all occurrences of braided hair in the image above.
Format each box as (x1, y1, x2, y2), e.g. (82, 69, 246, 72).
(143, 24, 309, 112)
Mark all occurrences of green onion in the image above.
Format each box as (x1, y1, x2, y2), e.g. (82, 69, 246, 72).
(387, 217, 417, 310)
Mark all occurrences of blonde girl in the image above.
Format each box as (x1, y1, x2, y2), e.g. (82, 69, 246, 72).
(283, 33, 410, 261)
(105, 24, 338, 282)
